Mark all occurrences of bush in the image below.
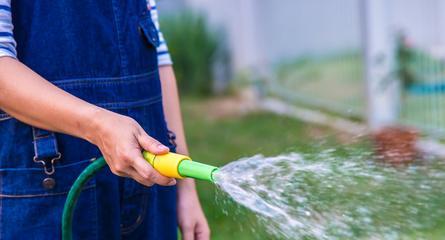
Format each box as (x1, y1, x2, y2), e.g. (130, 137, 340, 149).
(161, 11, 226, 96)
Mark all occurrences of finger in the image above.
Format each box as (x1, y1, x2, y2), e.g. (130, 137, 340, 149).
(105, 155, 132, 177)
(132, 154, 176, 186)
(126, 167, 155, 187)
(180, 224, 195, 240)
(137, 131, 169, 155)
(195, 222, 210, 240)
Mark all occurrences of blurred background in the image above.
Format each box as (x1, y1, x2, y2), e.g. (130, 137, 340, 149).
(157, 0, 445, 239)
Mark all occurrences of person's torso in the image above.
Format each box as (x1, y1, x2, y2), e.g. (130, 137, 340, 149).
(12, 0, 161, 79)
(0, 2, 177, 239)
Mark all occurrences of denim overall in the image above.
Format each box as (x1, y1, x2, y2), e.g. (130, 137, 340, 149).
(0, 1, 177, 239)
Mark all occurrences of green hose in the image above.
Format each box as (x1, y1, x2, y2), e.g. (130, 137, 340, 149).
(62, 152, 218, 239)
(62, 157, 107, 240)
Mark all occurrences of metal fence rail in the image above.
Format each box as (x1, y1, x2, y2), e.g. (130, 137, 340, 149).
(269, 52, 364, 118)
(388, 0, 445, 136)
(399, 46, 445, 136)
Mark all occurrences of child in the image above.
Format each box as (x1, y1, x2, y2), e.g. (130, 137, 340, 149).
(0, 0, 209, 239)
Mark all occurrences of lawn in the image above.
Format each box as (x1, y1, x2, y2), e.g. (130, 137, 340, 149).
(181, 97, 345, 239)
(181, 97, 445, 239)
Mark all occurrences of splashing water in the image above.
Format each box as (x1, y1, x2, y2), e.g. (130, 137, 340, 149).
(213, 149, 445, 239)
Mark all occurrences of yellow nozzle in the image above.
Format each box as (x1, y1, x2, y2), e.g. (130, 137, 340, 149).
(143, 152, 219, 182)
(143, 151, 190, 179)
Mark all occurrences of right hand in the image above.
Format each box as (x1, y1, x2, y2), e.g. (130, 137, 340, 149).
(87, 109, 176, 187)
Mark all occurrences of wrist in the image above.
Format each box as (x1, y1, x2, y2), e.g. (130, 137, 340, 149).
(178, 178, 198, 195)
(80, 106, 110, 144)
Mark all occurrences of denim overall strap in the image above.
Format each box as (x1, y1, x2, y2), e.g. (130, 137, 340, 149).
(4, 1, 178, 239)
(32, 127, 61, 175)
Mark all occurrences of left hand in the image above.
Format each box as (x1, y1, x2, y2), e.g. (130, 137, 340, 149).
(177, 180, 210, 240)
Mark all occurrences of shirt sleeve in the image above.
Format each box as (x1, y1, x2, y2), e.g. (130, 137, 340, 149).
(0, 0, 17, 58)
(147, 0, 173, 66)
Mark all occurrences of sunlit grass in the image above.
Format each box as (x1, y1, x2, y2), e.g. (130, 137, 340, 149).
(182, 97, 445, 239)
(182, 97, 340, 239)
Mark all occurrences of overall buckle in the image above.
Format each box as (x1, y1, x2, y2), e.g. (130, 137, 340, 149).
(33, 152, 62, 175)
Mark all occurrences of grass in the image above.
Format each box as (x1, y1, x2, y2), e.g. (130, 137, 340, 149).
(181, 97, 344, 239)
(181, 97, 445, 239)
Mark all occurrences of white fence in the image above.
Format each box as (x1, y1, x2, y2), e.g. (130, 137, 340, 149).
(160, 0, 445, 137)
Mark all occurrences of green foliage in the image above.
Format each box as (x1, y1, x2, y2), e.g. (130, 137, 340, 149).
(396, 34, 418, 88)
(160, 11, 221, 96)
(395, 33, 445, 89)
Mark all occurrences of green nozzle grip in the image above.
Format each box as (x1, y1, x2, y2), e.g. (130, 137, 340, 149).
(178, 160, 219, 182)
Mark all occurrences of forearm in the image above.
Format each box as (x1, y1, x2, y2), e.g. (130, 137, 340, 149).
(159, 65, 197, 192)
(0, 57, 103, 142)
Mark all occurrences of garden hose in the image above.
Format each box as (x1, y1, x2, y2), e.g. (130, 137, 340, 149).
(62, 152, 219, 240)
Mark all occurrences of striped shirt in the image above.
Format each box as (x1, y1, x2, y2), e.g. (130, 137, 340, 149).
(0, 0, 172, 66)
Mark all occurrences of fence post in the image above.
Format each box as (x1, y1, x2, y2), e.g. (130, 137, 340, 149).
(361, 0, 400, 131)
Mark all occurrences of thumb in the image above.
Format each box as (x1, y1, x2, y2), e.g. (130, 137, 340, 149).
(137, 131, 170, 155)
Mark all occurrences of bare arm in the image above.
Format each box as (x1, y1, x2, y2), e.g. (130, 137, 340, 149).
(159, 65, 210, 240)
(0, 57, 99, 139)
(0, 57, 174, 187)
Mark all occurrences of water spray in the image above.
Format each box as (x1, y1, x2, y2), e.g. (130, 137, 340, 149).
(62, 152, 219, 240)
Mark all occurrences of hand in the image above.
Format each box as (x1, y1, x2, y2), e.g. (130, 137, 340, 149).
(177, 180, 210, 240)
(88, 109, 176, 187)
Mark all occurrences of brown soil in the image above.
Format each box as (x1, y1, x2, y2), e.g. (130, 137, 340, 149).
(372, 126, 419, 164)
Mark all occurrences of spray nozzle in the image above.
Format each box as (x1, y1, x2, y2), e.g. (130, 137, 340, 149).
(143, 152, 219, 182)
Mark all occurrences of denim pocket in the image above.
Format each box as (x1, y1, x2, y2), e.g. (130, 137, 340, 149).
(0, 159, 98, 239)
(119, 100, 174, 235)
(120, 191, 150, 235)
(138, 15, 160, 48)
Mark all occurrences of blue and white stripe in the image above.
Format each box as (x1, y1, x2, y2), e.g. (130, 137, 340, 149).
(0, 0, 172, 66)
(148, 0, 172, 65)
(0, 0, 16, 58)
